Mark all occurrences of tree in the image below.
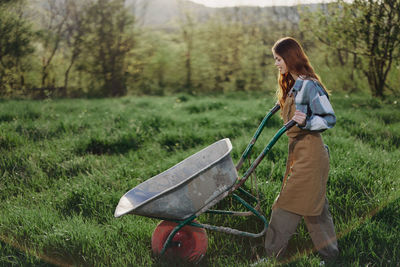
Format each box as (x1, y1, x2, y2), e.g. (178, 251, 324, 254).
(84, 0, 135, 96)
(39, 0, 69, 89)
(0, 0, 34, 96)
(197, 10, 246, 92)
(62, 0, 90, 94)
(304, 0, 400, 97)
(176, 0, 196, 91)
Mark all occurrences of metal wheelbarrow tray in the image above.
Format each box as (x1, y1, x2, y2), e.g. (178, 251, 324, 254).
(114, 138, 238, 220)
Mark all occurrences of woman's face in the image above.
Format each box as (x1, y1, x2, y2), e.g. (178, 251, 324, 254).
(273, 53, 288, 74)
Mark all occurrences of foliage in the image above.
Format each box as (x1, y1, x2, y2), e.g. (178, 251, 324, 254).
(82, 0, 136, 97)
(0, 1, 399, 98)
(0, 0, 35, 96)
(302, 0, 400, 97)
(0, 2, 307, 98)
(0, 92, 399, 266)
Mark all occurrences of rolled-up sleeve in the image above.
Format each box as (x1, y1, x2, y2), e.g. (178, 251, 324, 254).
(296, 81, 336, 131)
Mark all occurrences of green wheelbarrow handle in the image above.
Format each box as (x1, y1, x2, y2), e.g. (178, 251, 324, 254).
(234, 119, 296, 191)
(236, 104, 281, 171)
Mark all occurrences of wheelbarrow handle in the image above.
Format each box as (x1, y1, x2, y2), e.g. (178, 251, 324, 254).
(236, 104, 280, 171)
(284, 119, 297, 130)
(234, 119, 296, 191)
(269, 103, 281, 114)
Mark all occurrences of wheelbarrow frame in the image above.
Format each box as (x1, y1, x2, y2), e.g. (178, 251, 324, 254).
(152, 104, 297, 256)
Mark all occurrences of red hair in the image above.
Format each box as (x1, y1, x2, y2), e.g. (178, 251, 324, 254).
(272, 37, 327, 108)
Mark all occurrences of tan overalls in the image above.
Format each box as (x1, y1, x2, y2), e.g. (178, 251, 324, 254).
(264, 92, 339, 260)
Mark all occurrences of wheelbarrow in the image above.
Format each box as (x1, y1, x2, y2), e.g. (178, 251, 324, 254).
(114, 104, 296, 262)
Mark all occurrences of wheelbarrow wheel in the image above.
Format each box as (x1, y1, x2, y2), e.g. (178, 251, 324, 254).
(151, 220, 208, 263)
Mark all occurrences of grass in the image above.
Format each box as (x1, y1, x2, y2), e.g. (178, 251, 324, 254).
(0, 91, 399, 266)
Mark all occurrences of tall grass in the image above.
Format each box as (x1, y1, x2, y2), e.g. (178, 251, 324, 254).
(0, 92, 399, 266)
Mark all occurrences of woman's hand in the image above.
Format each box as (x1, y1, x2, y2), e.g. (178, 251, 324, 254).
(292, 110, 306, 126)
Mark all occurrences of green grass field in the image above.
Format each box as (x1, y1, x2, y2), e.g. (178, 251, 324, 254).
(1, 92, 399, 266)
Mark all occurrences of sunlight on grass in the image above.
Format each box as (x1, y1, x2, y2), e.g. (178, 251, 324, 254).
(0, 92, 399, 266)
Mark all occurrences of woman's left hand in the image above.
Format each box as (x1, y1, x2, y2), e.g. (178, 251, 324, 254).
(292, 110, 306, 126)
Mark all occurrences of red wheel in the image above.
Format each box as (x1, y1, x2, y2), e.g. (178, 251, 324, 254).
(151, 220, 208, 263)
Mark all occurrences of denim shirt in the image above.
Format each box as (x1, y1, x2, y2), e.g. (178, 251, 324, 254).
(291, 77, 336, 131)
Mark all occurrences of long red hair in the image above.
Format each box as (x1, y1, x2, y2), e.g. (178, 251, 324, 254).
(272, 37, 328, 108)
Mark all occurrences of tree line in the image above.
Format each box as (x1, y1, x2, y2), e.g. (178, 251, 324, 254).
(0, 0, 399, 98)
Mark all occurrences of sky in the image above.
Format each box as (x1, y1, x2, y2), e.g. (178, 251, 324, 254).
(188, 0, 338, 7)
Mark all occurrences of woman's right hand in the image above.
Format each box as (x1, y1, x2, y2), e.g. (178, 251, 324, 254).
(292, 110, 306, 126)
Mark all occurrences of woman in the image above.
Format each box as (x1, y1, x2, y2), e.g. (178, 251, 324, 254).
(264, 37, 339, 261)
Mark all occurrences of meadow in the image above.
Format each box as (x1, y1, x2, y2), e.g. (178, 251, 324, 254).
(0, 91, 399, 266)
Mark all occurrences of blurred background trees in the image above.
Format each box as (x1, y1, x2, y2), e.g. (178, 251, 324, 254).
(83, 0, 135, 97)
(0, 0, 35, 96)
(303, 0, 400, 97)
(0, 0, 399, 98)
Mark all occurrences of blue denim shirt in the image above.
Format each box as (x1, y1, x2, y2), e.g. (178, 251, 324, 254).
(291, 77, 336, 131)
